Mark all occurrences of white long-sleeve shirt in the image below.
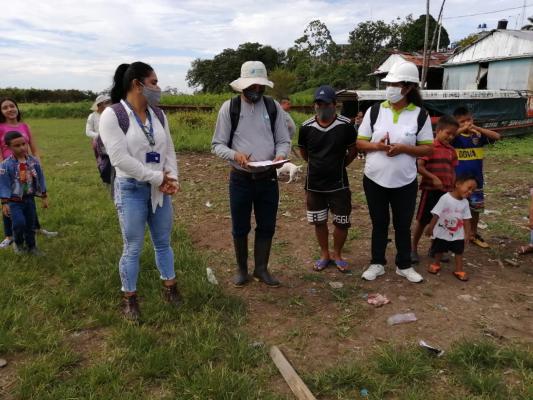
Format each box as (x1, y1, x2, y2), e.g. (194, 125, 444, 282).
(99, 100, 178, 212)
(85, 112, 101, 139)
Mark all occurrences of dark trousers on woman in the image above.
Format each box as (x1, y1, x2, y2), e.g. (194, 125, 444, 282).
(363, 175, 417, 270)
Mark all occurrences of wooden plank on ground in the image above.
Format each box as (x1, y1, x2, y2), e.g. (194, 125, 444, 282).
(269, 345, 317, 400)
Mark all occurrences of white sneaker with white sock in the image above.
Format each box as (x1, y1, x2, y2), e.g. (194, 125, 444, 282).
(396, 267, 423, 283)
(361, 264, 385, 281)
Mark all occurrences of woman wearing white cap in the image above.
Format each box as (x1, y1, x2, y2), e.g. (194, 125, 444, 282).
(356, 61, 433, 283)
(86, 94, 111, 140)
(86, 94, 113, 194)
(212, 61, 291, 288)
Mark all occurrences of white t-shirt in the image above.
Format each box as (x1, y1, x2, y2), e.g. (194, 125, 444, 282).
(358, 101, 433, 188)
(85, 112, 101, 139)
(431, 192, 472, 241)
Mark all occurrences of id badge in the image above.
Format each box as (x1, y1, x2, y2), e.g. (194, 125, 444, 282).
(146, 151, 161, 163)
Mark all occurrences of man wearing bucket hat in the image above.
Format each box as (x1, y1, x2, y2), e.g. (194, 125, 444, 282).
(86, 94, 111, 139)
(212, 61, 291, 288)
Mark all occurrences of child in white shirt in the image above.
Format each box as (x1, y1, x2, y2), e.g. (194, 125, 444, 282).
(425, 174, 477, 281)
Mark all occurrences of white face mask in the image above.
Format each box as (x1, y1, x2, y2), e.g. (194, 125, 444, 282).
(385, 86, 404, 104)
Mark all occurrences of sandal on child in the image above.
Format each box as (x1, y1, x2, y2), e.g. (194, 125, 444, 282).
(453, 271, 469, 281)
(427, 263, 441, 274)
(313, 259, 331, 271)
(334, 259, 350, 273)
(518, 245, 533, 255)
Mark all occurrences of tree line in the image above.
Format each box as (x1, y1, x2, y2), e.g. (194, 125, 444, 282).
(186, 14, 450, 96)
(0, 88, 97, 103)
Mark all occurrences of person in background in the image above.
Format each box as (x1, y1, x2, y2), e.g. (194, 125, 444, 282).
(0, 98, 57, 249)
(354, 111, 364, 129)
(411, 115, 459, 263)
(86, 94, 112, 140)
(518, 188, 533, 255)
(280, 97, 296, 140)
(298, 85, 358, 273)
(452, 106, 501, 248)
(0, 131, 49, 255)
(100, 62, 180, 321)
(212, 61, 291, 288)
(356, 61, 433, 283)
(425, 174, 476, 281)
(86, 94, 114, 196)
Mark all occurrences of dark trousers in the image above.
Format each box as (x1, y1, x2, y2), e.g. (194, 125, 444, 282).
(9, 196, 37, 249)
(3, 208, 41, 237)
(229, 170, 279, 239)
(363, 175, 418, 269)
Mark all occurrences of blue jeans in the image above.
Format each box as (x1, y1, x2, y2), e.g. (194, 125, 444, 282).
(3, 210, 41, 237)
(114, 178, 175, 292)
(9, 196, 37, 249)
(229, 170, 279, 239)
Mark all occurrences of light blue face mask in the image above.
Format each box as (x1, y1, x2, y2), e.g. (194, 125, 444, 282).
(140, 82, 161, 106)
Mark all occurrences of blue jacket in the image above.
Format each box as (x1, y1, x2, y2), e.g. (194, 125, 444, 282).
(0, 155, 46, 201)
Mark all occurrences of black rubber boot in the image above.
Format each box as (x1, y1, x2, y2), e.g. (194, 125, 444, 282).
(162, 283, 182, 307)
(253, 237, 280, 287)
(233, 237, 250, 287)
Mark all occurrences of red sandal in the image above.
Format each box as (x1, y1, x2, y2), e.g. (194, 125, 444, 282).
(453, 271, 469, 281)
(427, 263, 441, 274)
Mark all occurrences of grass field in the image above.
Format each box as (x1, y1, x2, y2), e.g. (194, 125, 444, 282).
(0, 118, 531, 399)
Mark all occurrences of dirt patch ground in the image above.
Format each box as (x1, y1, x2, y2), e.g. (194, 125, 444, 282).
(175, 153, 533, 375)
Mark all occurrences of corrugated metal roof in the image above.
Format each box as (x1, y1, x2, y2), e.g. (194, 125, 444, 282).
(445, 30, 533, 65)
(373, 50, 452, 75)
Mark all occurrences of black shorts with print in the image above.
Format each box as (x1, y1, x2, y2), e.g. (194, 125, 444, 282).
(306, 189, 352, 228)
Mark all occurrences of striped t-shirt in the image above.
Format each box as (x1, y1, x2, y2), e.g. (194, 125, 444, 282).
(419, 139, 458, 191)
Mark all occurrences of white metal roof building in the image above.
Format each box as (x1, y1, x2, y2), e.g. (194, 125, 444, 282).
(443, 29, 533, 91)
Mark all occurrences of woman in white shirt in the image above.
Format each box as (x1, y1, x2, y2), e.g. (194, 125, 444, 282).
(86, 94, 111, 140)
(356, 61, 433, 283)
(99, 62, 179, 321)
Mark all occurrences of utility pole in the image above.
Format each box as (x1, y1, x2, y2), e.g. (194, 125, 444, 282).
(421, 0, 430, 89)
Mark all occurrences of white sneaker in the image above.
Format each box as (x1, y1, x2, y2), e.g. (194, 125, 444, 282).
(0, 237, 13, 248)
(362, 264, 385, 281)
(37, 229, 58, 238)
(396, 267, 424, 283)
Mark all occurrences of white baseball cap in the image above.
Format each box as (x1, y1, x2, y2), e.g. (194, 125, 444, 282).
(230, 61, 274, 92)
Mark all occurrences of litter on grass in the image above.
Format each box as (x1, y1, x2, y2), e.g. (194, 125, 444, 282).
(367, 293, 390, 307)
(419, 340, 444, 357)
(206, 268, 218, 285)
(387, 312, 417, 326)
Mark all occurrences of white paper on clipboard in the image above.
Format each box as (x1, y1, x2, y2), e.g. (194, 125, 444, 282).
(247, 159, 290, 168)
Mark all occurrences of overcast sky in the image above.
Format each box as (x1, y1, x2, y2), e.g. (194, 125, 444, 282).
(1, 0, 529, 93)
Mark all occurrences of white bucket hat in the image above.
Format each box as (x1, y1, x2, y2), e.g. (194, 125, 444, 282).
(230, 61, 274, 92)
(382, 61, 420, 84)
(91, 94, 111, 111)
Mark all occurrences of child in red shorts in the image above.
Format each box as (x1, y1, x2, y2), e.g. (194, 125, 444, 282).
(411, 115, 459, 263)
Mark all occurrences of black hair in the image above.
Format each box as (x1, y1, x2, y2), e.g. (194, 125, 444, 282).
(280, 97, 290, 102)
(436, 114, 459, 131)
(455, 173, 479, 187)
(4, 131, 23, 146)
(453, 106, 471, 118)
(110, 62, 154, 104)
(0, 98, 22, 123)
(402, 82, 423, 108)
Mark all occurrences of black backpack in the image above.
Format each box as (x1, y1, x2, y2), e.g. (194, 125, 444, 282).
(369, 102, 428, 134)
(228, 95, 277, 148)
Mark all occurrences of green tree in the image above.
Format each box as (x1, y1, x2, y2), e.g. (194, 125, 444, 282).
(455, 33, 482, 49)
(267, 68, 297, 99)
(400, 14, 450, 51)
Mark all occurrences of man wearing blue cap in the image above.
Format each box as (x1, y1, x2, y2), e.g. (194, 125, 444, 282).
(298, 85, 358, 272)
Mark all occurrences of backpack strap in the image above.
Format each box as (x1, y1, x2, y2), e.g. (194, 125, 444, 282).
(263, 95, 277, 135)
(150, 106, 166, 129)
(416, 107, 429, 134)
(111, 103, 166, 135)
(369, 102, 381, 133)
(110, 103, 130, 134)
(228, 95, 241, 149)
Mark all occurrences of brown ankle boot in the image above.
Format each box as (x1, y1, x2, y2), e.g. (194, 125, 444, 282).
(162, 283, 182, 307)
(122, 294, 140, 321)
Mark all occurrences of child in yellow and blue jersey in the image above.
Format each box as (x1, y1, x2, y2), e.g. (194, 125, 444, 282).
(452, 107, 500, 248)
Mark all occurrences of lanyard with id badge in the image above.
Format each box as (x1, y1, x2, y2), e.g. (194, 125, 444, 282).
(126, 101, 160, 163)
